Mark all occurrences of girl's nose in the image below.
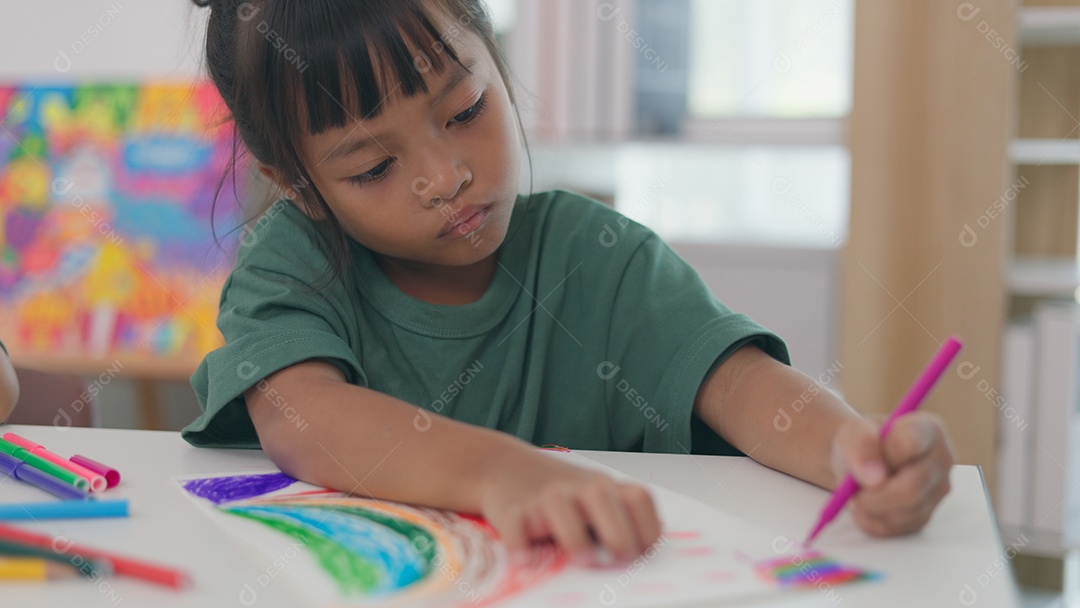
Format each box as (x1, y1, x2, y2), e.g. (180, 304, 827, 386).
(414, 144, 472, 208)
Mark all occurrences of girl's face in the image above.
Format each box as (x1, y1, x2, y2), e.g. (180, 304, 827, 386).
(294, 28, 521, 271)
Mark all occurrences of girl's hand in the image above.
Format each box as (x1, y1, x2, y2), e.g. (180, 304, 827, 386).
(831, 412, 955, 537)
(479, 450, 661, 565)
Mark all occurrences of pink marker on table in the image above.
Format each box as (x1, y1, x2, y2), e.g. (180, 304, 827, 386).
(804, 336, 963, 546)
(69, 455, 121, 489)
(1, 433, 107, 493)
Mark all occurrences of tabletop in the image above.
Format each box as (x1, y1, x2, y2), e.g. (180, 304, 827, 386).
(0, 424, 1021, 607)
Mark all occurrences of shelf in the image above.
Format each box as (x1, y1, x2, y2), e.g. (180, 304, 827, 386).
(1010, 138, 1080, 164)
(1009, 256, 1080, 297)
(10, 352, 200, 382)
(1019, 6, 1080, 45)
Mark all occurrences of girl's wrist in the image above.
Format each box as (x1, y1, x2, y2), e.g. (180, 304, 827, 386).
(471, 431, 538, 511)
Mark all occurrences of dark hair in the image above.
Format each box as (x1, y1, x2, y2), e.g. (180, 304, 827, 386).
(192, 0, 531, 282)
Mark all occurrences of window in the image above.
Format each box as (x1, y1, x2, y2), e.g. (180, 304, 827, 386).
(494, 0, 853, 246)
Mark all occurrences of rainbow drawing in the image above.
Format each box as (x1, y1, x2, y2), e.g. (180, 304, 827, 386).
(178, 452, 881, 607)
(179, 472, 567, 606)
(0, 83, 244, 362)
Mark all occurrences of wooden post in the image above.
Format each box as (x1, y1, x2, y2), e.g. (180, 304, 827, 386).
(842, 0, 1016, 490)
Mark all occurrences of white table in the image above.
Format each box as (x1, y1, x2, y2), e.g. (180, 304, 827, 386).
(0, 425, 1021, 607)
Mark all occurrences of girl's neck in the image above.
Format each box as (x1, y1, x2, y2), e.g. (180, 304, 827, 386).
(375, 251, 499, 305)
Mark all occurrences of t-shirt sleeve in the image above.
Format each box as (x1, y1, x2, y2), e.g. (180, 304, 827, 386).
(605, 233, 790, 454)
(182, 262, 367, 449)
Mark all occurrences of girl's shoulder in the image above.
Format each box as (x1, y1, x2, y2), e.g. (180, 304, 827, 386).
(231, 198, 331, 275)
(524, 189, 656, 252)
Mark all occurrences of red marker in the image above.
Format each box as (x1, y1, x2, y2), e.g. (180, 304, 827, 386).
(0, 523, 191, 589)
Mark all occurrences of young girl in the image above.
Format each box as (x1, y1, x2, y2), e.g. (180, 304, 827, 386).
(183, 0, 955, 564)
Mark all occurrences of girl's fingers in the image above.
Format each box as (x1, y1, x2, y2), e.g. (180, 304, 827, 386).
(492, 504, 529, 553)
(576, 480, 641, 561)
(832, 417, 888, 489)
(854, 456, 938, 515)
(852, 491, 932, 537)
(621, 484, 662, 549)
(539, 485, 594, 559)
(524, 508, 552, 543)
(881, 413, 951, 470)
(851, 455, 953, 536)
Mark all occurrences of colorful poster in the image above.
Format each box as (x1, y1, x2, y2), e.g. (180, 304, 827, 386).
(0, 83, 243, 363)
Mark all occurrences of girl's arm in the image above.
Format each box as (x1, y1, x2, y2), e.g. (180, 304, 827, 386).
(693, 343, 955, 537)
(0, 348, 18, 423)
(246, 360, 660, 562)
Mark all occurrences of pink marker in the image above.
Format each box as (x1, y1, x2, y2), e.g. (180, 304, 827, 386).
(1, 433, 107, 493)
(69, 455, 121, 489)
(804, 336, 963, 545)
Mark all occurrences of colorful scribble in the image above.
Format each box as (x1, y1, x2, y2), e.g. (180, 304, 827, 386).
(0, 83, 244, 361)
(179, 472, 568, 606)
(177, 458, 881, 606)
(750, 550, 881, 588)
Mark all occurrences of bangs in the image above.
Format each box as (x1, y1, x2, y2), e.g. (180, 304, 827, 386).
(254, 0, 466, 135)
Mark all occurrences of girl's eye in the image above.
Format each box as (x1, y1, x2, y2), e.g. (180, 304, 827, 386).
(347, 158, 394, 186)
(449, 94, 488, 126)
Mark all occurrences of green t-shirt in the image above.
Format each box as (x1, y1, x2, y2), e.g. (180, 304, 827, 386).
(181, 190, 789, 454)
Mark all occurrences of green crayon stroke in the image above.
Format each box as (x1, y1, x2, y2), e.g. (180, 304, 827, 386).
(222, 503, 439, 597)
(225, 507, 381, 595)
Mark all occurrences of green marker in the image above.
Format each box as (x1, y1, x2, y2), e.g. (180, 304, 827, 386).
(0, 438, 89, 491)
(0, 539, 113, 580)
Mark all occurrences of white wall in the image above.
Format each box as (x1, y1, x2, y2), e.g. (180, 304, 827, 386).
(0, 1, 207, 81)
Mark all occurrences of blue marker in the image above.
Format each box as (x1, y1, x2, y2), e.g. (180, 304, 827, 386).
(0, 499, 129, 521)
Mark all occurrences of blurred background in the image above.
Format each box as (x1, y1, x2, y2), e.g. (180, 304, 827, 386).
(0, 1, 1076, 603)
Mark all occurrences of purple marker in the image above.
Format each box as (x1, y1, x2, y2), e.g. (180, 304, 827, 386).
(804, 336, 963, 545)
(0, 452, 90, 501)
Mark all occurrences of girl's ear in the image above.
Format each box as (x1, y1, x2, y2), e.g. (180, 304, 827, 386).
(257, 163, 328, 221)
(257, 163, 292, 196)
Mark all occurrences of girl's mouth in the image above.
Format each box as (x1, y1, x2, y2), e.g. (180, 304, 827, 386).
(440, 204, 492, 238)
